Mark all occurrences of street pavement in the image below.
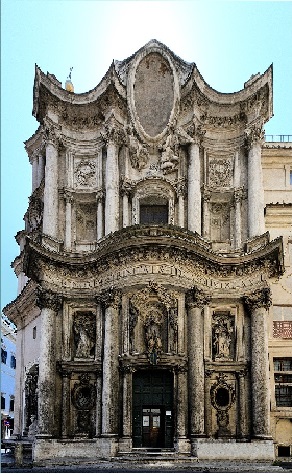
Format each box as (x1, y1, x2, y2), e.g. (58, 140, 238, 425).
(1, 451, 292, 473)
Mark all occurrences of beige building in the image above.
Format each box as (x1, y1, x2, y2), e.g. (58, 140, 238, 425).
(3, 40, 292, 464)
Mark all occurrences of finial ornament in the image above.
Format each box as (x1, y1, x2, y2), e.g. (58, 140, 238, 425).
(65, 67, 74, 93)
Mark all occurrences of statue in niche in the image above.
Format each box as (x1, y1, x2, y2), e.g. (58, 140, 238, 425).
(160, 131, 179, 174)
(212, 313, 234, 360)
(144, 310, 163, 364)
(73, 312, 96, 359)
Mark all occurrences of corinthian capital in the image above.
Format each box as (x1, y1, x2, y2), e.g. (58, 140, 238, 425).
(186, 286, 210, 309)
(36, 287, 63, 312)
(243, 287, 272, 312)
(245, 124, 265, 149)
(101, 123, 126, 146)
(99, 286, 121, 310)
(42, 119, 62, 149)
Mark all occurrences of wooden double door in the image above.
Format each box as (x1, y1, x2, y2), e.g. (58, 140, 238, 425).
(132, 370, 173, 448)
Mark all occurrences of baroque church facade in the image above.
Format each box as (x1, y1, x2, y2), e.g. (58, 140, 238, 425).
(3, 40, 292, 463)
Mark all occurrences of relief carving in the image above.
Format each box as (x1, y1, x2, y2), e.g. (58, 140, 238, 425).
(160, 131, 179, 174)
(36, 287, 62, 312)
(210, 373, 236, 438)
(128, 128, 149, 170)
(74, 160, 96, 187)
(27, 195, 43, 230)
(71, 373, 96, 437)
(209, 159, 231, 188)
(73, 311, 96, 359)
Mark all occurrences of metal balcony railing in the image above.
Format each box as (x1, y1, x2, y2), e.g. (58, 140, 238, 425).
(265, 135, 292, 142)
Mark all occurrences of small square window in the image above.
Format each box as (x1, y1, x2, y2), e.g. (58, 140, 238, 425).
(278, 446, 291, 457)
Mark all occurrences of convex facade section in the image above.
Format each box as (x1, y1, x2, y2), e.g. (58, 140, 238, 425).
(3, 40, 289, 463)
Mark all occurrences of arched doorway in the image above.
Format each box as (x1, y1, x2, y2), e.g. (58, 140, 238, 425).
(132, 370, 173, 448)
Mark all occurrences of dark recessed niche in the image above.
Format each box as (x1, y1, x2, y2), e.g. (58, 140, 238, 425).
(215, 387, 230, 408)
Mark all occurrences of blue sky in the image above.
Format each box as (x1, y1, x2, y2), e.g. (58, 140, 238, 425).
(1, 0, 292, 310)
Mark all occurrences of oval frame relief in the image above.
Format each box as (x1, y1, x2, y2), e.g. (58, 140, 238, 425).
(127, 47, 180, 145)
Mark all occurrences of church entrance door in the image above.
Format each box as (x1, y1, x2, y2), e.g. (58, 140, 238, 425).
(132, 370, 173, 448)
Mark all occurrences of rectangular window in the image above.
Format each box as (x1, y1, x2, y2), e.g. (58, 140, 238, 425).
(290, 171, 292, 186)
(9, 398, 14, 412)
(1, 395, 5, 410)
(274, 358, 292, 407)
(10, 355, 16, 369)
(278, 446, 291, 457)
(33, 326, 36, 339)
(1, 348, 7, 364)
(275, 385, 292, 406)
(274, 358, 292, 371)
(140, 204, 168, 225)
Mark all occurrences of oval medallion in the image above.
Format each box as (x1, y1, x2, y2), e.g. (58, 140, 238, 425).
(134, 53, 174, 137)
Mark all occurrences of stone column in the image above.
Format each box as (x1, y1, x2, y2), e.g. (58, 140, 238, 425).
(119, 365, 133, 452)
(202, 189, 211, 239)
(234, 188, 243, 249)
(35, 288, 62, 437)
(244, 287, 272, 438)
(95, 370, 102, 438)
(188, 140, 201, 234)
(61, 370, 71, 438)
(64, 191, 72, 250)
(100, 288, 121, 436)
(104, 126, 123, 235)
(96, 190, 104, 240)
(236, 369, 248, 439)
(121, 179, 132, 228)
(186, 287, 209, 439)
(175, 365, 189, 452)
(177, 178, 187, 228)
(245, 126, 265, 238)
(43, 126, 59, 239)
(38, 151, 45, 187)
(31, 151, 39, 192)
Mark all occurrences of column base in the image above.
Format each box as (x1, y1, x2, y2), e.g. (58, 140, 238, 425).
(175, 436, 191, 455)
(118, 436, 132, 453)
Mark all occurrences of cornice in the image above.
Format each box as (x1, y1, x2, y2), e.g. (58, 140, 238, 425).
(22, 226, 284, 285)
(2, 280, 40, 326)
(33, 63, 127, 123)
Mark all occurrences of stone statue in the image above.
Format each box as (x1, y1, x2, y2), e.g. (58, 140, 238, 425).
(73, 312, 96, 359)
(160, 132, 179, 174)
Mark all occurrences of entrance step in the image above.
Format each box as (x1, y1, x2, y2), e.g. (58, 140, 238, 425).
(117, 448, 192, 461)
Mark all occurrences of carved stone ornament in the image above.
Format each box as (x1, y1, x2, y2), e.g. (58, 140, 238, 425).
(209, 159, 231, 188)
(27, 195, 43, 230)
(74, 160, 96, 187)
(71, 373, 96, 411)
(42, 119, 61, 148)
(160, 130, 179, 174)
(243, 287, 272, 312)
(245, 124, 265, 149)
(73, 311, 96, 359)
(36, 287, 62, 312)
(186, 286, 210, 309)
(101, 123, 127, 146)
(210, 373, 236, 438)
(99, 286, 121, 310)
(127, 128, 149, 170)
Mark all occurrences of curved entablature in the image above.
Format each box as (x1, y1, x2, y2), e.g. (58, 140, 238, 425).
(22, 226, 284, 281)
(32, 39, 273, 130)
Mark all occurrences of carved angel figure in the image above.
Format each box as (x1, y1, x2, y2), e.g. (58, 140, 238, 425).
(161, 132, 179, 174)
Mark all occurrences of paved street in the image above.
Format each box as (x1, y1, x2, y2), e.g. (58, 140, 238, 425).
(1, 451, 292, 474)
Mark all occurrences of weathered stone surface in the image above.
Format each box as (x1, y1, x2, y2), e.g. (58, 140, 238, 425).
(3, 40, 291, 465)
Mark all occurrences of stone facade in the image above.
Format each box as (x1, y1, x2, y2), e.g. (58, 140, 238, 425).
(3, 40, 291, 464)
